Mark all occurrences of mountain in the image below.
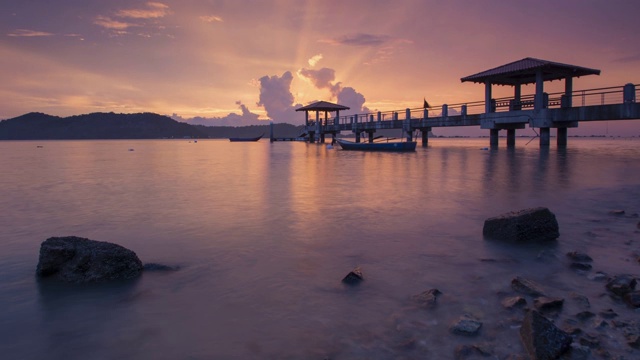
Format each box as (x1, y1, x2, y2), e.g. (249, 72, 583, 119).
(0, 112, 305, 140)
(0, 112, 206, 140)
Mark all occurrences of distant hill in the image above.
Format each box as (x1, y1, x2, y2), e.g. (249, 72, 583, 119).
(0, 112, 305, 140)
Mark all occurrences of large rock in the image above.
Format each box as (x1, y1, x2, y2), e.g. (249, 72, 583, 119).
(605, 274, 636, 297)
(36, 236, 143, 283)
(483, 207, 559, 242)
(520, 310, 572, 360)
(342, 266, 364, 285)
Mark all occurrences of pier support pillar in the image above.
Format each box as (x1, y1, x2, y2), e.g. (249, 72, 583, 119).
(309, 131, 315, 143)
(490, 129, 499, 147)
(355, 132, 361, 143)
(540, 127, 550, 146)
(507, 129, 516, 148)
(421, 127, 430, 147)
(320, 133, 325, 143)
(557, 127, 568, 147)
(368, 131, 374, 143)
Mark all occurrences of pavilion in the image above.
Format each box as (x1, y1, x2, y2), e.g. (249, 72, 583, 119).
(461, 57, 601, 146)
(296, 101, 350, 143)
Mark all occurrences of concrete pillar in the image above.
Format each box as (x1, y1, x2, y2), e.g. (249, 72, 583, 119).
(624, 83, 636, 103)
(406, 130, 413, 143)
(309, 131, 315, 143)
(535, 69, 544, 110)
(369, 114, 374, 122)
(557, 127, 568, 147)
(377, 111, 382, 122)
(320, 133, 325, 144)
(490, 129, 499, 147)
(442, 104, 448, 118)
(563, 77, 573, 108)
(368, 131, 374, 143)
(461, 105, 467, 116)
(540, 127, 550, 146)
(355, 132, 361, 143)
(485, 82, 493, 113)
(514, 83, 522, 110)
(507, 129, 516, 147)
(421, 128, 430, 147)
(304, 111, 309, 126)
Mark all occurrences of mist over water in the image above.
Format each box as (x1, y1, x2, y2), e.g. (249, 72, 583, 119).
(0, 138, 638, 359)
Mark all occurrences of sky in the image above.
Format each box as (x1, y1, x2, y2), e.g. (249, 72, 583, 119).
(2, 0, 640, 135)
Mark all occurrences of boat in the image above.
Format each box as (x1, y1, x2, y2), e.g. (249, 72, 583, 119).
(335, 139, 417, 152)
(229, 133, 264, 142)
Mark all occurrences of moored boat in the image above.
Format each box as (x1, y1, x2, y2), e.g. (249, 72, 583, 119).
(335, 139, 417, 152)
(229, 133, 264, 142)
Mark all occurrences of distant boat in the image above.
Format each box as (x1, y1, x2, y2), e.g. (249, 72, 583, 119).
(229, 133, 264, 142)
(336, 139, 417, 152)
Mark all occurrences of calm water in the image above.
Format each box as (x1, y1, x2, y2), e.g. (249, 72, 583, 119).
(1, 138, 639, 359)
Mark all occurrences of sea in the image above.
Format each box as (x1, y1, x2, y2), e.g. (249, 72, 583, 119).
(0, 138, 638, 359)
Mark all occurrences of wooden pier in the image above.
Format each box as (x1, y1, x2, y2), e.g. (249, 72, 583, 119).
(296, 58, 640, 148)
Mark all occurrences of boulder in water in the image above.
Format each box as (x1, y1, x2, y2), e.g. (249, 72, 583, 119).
(483, 207, 559, 242)
(342, 266, 364, 285)
(36, 236, 143, 283)
(520, 310, 572, 359)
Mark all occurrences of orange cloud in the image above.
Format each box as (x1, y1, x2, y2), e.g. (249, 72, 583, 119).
(7, 29, 53, 37)
(94, 16, 132, 30)
(116, 2, 171, 19)
(200, 15, 223, 23)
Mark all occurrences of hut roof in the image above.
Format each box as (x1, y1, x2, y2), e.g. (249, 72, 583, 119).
(295, 101, 350, 112)
(460, 57, 600, 86)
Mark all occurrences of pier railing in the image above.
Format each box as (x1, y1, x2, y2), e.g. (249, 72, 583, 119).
(307, 83, 639, 128)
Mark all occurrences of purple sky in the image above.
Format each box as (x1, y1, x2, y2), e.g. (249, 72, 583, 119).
(2, 0, 640, 135)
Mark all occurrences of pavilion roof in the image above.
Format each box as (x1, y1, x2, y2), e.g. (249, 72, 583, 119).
(460, 57, 600, 86)
(295, 101, 350, 112)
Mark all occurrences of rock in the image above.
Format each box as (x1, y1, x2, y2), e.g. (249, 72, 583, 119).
(342, 266, 363, 285)
(609, 209, 625, 216)
(586, 271, 607, 281)
(36, 236, 143, 283)
(569, 293, 590, 309)
(569, 262, 592, 271)
(412, 288, 442, 308)
(566, 251, 592, 262)
(483, 207, 559, 242)
(454, 343, 493, 359)
(511, 276, 546, 297)
(502, 296, 527, 309)
(519, 310, 572, 360)
(533, 296, 564, 312)
(574, 311, 595, 321)
(564, 343, 591, 360)
(624, 290, 640, 308)
(605, 274, 637, 297)
(450, 315, 483, 336)
(578, 333, 600, 348)
(598, 309, 618, 319)
(143, 263, 180, 271)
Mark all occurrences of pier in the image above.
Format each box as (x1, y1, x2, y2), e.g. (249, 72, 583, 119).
(297, 58, 640, 148)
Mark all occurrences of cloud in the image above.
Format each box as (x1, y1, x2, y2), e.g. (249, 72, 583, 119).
(172, 101, 263, 126)
(116, 2, 171, 19)
(7, 29, 54, 37)
(297, 67, 337, 91)
(94, 16, 133, 30)
(200, 15, 223, 23)
(297, 67, 369, 114)
(257, 71, 303, 124)
(320, 33, 391, 47)
(308, 54, 323, 66)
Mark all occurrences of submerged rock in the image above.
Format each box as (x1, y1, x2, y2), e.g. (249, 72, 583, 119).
(450, 315, 482, 336)
(566, 251, 593, 262)
(483, 207, 559, 242)
(511, 276, 546, 297)
(411, 288, 442, 308)
(342, 267, 364, 285)
(143, 263, 180, 271)
(605, 274, 637, 297)
(624, 291, 640, 308)
(36, 236, 143, 283)
(502, 296, 527, 309)
(520, 310, 572, 360)
(533, 296, 565, 312)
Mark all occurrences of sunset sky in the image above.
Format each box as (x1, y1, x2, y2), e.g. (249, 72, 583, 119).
(2, 0, 640, 134)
